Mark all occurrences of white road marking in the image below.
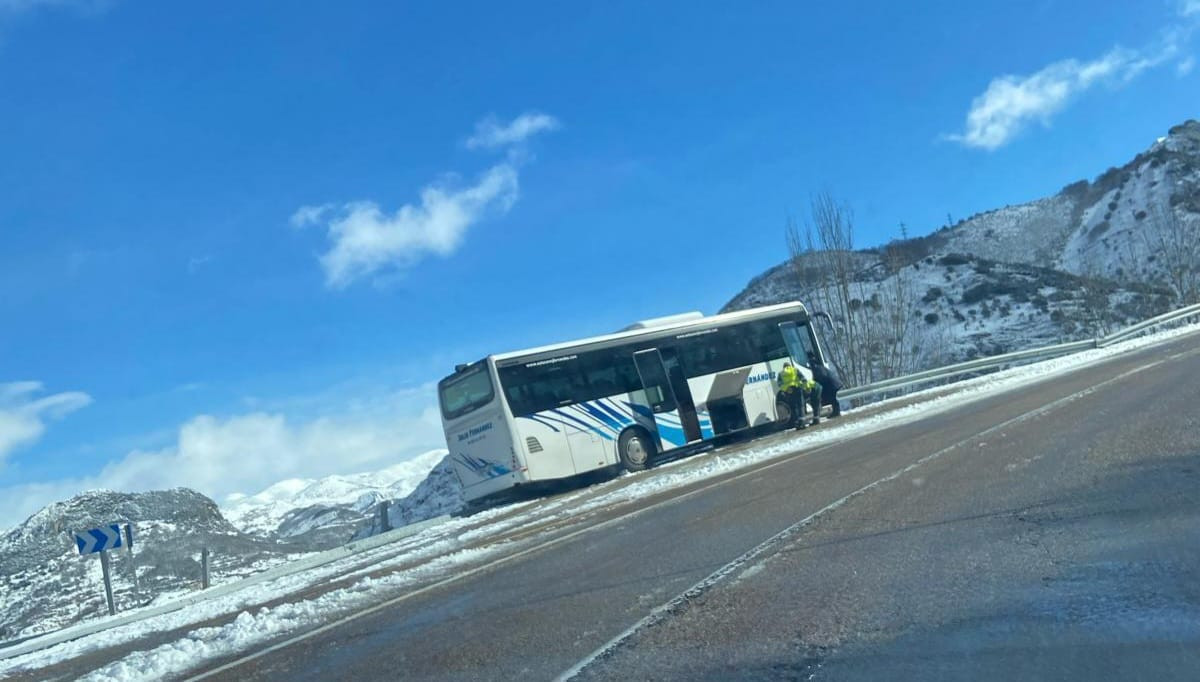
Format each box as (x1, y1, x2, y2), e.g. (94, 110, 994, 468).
(183, 439, 848, 681)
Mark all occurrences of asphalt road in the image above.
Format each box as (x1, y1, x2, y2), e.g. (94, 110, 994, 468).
(170, 331, 1200, 681)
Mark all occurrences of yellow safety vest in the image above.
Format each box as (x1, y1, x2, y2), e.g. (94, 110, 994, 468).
(780, 365, 802, 391)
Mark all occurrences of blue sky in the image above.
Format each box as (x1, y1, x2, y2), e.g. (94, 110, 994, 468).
(1, 0, 1197, 527)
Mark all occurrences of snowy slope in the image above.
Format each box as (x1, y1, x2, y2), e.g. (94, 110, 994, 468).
(0, 451, 460, 642)
(0, 489, 288, 641)
(353, 452, 463, 539)
(942, 119, 1200, 282)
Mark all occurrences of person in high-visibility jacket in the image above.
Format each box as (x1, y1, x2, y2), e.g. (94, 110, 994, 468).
(777, 361, 819, 429)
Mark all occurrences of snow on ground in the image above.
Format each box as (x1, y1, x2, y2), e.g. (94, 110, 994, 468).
(76, 546, 501, 682)
(4, 321, 1199, 681)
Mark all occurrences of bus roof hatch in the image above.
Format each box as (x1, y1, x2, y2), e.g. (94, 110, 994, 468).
(619, 311, 705, 331)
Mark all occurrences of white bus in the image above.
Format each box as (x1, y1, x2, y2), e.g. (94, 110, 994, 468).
(437, 301, 830, 505)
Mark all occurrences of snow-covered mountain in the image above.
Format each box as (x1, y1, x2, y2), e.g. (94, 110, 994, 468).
(353, 452, 464, 539)
(724, 120, 1199, 364)
(222, 449, 449, 539)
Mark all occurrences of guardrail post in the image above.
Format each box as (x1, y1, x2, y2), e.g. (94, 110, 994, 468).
(201, 548, 210, 590)
(123, 524, 138, 591)
(379, 500, 392, 533)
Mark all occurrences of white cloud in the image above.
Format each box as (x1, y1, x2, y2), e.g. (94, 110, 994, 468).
(0, 382, 91, 469)
(303, 164, 519, 288)
(948, 15, 1197, 150)
(949, 48, 1162, 150)
(288, 203, 332, 229)
(1178, 55, 1196, 75)
(0, 385, 445, 529)
(294, 112, 558, 287)
(1182, 0, 1200, 17)
(465, 112, 560, 150)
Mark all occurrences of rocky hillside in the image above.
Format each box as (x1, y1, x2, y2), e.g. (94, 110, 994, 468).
(0, 452, 464, 642)
(0, 489, 286, 641)
(724, 120, 1199, 364)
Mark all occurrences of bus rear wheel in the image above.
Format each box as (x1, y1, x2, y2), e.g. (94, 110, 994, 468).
(618, 428, 655, 472)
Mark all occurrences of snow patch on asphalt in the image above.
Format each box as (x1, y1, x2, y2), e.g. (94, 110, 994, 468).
(76, 546, 500, 682)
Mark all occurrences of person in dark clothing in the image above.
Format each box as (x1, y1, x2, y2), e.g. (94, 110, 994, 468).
(807, 352, 843, 418)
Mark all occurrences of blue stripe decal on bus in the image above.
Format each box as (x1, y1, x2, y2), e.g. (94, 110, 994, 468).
(624, 401, 654, 420)
(567, 405, 617, 436)
(577, 402, 623, 432)
(551, 409, 614, 440)
(653, 417, 687, 447)
(518, 414, 560, 432)
(528, 412, 588, 434)
(596, 399, 633, 425)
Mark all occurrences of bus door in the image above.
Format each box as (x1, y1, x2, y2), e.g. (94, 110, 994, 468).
(778, 321, 815, 374)
(632, 348, 702, 450)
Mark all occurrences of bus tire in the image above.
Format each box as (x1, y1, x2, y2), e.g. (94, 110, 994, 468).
(775, 398, 793, 427)
(618, 428, 655, 472)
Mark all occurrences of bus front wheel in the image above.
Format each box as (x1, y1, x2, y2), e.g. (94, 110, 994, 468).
(775, 398, 793, 427)
(618, 428, 655, 472)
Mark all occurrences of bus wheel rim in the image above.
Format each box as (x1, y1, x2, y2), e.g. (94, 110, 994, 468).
(626, 436, 648, 465)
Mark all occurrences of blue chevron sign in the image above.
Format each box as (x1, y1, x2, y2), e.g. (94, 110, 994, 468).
(74, 524, 124, 555)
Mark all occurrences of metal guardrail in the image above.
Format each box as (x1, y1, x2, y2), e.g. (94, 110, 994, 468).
(1096, 301, 1200, 348)
(840, 301, 1200, 402)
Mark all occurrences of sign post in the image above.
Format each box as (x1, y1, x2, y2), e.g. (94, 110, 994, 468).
(74, 523, 124, 616)
(98, 551, 116, 615)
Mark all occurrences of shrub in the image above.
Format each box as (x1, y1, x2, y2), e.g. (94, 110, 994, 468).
(938, 253, 970, 266)
(961, 282, 997, 304)
(924, 312, 940, 325)
(922, 286, 943, 304)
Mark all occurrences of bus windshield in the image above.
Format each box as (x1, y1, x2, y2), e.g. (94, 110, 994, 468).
(438, 363, 495, 420)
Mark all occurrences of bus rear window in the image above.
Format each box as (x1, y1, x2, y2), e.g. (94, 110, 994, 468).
(439, 364, 495, 420)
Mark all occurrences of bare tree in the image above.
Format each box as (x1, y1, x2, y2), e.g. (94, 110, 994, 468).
(1140, 206, 1200, 305)
(1077, 264, 1116, 337)
(787, 193, 868, 385)
(786, 193, 929, 386)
